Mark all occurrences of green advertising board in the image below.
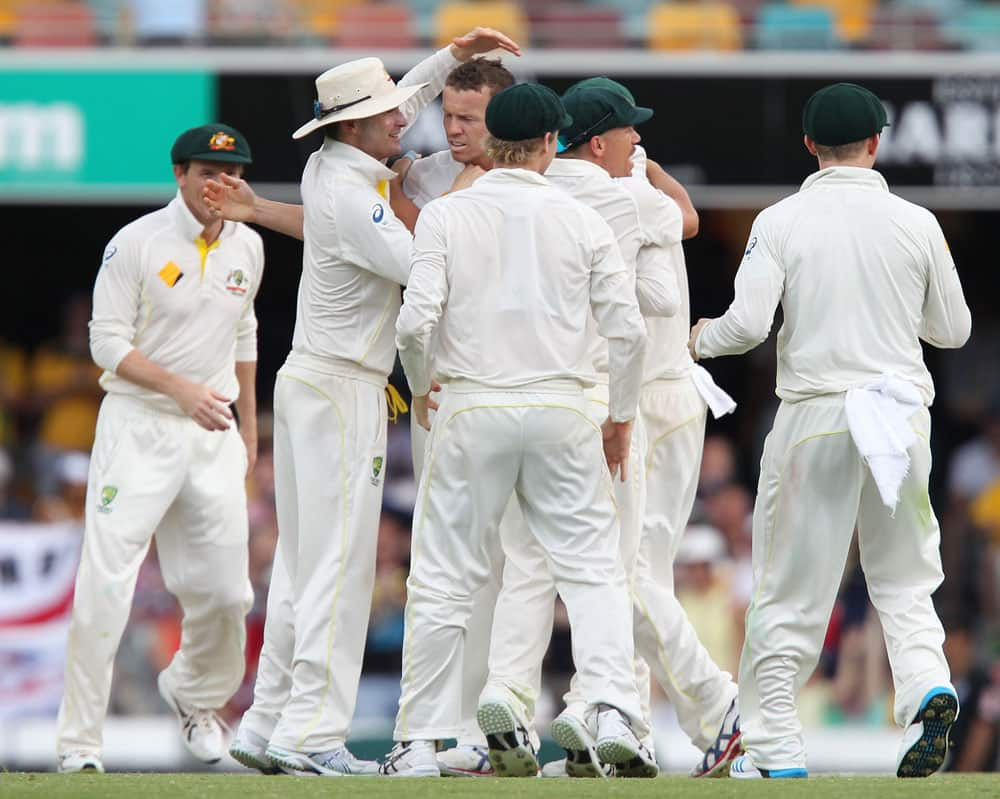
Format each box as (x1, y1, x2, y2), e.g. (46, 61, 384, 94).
(0, 70, 214, 200)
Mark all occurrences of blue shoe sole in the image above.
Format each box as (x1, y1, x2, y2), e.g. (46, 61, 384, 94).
(897, 689, 958, 778)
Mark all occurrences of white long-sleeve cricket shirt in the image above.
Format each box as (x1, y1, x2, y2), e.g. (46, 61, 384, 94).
(695, 166, 971, 405)
(396, 168, 647, 422)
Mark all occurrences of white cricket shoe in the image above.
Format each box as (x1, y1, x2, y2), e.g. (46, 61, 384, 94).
(690, 697, 742, 778)
(477, 699, 539, 777)
(729, 753, 808, 779)
(896, 687, 959, 778)
(157, 671, 225, 763)
(379, 740, 441, 777)
(437, 744, 494, 777)
(540, 758, 571, 778)
(595, 705, 658, 777)
(549, 712, 611, 778)
(729, 754, 762, 779)
(266, 744, 379, 776)
(228, 727, 283, 774)
(58, 752, 105, 773)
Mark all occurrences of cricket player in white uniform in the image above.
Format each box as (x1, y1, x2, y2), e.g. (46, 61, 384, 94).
(689, 83, 971, 779)
(483, 79, 686, 779)
(56, 124, 263, 773)
(382, 83, 649, 778)
(209, 31, 523, 778)
(394, 57, 517, 778)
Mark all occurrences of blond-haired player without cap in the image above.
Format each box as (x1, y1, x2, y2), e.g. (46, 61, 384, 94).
(57, 124, 263, 773)
(690, 83, 971, 779)
(383, 82, 648, 778)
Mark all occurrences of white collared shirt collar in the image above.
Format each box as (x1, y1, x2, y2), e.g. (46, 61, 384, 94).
(546, 157, 609, 180)
(475, 167, 551, 188)
(319, 137, 397, 184)
(800, 165, 890, 193)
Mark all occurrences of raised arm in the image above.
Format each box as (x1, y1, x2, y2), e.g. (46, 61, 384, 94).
(646, 158, 699, 240)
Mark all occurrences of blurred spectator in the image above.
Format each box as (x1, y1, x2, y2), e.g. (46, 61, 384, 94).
(948, 398, 1000, 505)
(943, 621, 1000, 771)
(0, 448, 30, 520)
(26, 294, 103, 497)
(208, 0, 296, 45)
(0, 338, 27, 448)
(674, 524, 740, 674)
(698, 433, 738, 496)
(32, 452, 90, 524)
(128, 0, 206, 46)
(827, 558, 892, 725)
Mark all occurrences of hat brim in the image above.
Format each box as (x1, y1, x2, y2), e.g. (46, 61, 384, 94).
(292, 82, 428, 140)
(180, 151, 253, 165)
(630, 106, 653, 126)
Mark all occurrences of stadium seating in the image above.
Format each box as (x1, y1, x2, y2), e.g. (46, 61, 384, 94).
(336, 3, 419, 47)
(433, 1, 528, 48)
(865, 7, 951, 49)
(14, 1, 98, 47)
(292, 0, 364, 40)
(647, 2, 743, 50)
(529, 4, 626, 48)
(791, 0, 876, 43)
(755, 3, 838, 49)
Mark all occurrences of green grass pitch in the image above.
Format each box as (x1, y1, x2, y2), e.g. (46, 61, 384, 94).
(1, 773, 995, 799)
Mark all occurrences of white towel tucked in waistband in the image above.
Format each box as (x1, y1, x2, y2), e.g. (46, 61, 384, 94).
(844, 374, 923, 514)
(690, 364, 737, 419)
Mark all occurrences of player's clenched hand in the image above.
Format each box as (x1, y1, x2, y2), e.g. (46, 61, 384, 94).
(601, 417, 633, 483)
(172, 378, 233, 431)
(688, 318, 712, 361)
(451, 27, 522, 60)
(413, 394, 432, 431)
(204, 173, 257, 223)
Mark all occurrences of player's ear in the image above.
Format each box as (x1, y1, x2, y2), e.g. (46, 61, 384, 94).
(868, 133, 880, 156)
(589, 134, 604, 158)
(803, 135, 818, 156)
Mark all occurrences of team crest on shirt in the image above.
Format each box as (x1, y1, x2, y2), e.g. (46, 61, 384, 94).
(98, 485, 118, 513)
(225, 268, 249, 296)
(371, 456, 384, 486)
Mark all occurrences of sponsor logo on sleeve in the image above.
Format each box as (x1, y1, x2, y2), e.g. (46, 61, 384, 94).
(372, 203, 385, 224)
(744, 236, 758, 258)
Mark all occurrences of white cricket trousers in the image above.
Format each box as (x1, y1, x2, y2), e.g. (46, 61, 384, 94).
(484, 384, 649, 734)
(411, 394, 503, 748)
(633, 376, 738, 750)
(394, 383, 643, 741)
(243, 358, 388, 752)
(740, 395, 952, 771)
(57, 394, 252, 757)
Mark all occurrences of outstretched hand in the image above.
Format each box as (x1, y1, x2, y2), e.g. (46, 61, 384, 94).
(204, 173, 258, 223)
(451, 27, 522, 60)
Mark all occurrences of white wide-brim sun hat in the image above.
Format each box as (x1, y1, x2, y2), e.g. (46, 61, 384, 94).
(293, 57, 429, 140)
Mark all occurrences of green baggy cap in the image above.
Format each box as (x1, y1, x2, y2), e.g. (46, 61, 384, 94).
(170, 123, 253, 165)
(485, 83, 573, 142)
(802, 83, 889, 147)
(558, 78, 653, 151)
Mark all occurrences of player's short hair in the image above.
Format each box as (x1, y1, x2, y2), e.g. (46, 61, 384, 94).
(485, 134, 546, 165)
(814, 138, 870, 162)
(446, 58, 515, 97)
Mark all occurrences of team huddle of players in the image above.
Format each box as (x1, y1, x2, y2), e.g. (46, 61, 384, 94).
(56, 25, 969, 783)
